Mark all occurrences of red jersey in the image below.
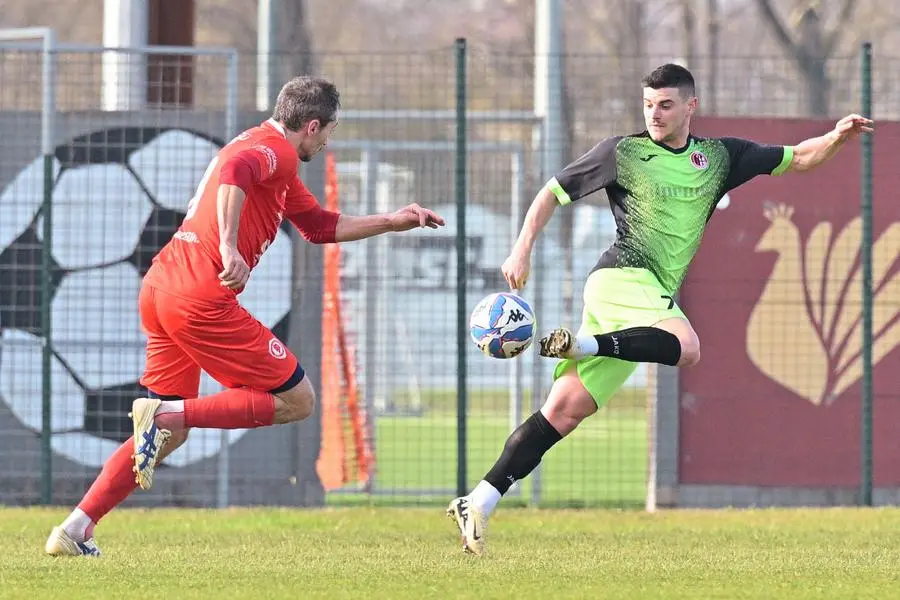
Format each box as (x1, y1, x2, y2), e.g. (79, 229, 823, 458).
(144, 119, 340, 302)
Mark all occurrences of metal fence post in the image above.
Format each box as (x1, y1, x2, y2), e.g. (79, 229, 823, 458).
(509, 150, 525, 437)
(216, 49, 240, 509)
(40, 28, 57, 506)
(859, 41, 874, 507)
(455, 37, 468, 497)
(529, 121, 544, 507)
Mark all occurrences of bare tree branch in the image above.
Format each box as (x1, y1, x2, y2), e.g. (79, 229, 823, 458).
(754, 0, 799, 58)
(679, 0, 696, 67)
(823, 0, 856, 56)
(569, 0, 618, 53)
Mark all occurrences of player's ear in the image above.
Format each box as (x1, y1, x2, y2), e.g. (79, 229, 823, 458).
(306, 119, 321, 136)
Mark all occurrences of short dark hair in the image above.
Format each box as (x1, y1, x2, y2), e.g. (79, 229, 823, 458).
(641, 64, 695, 98)
(273, 76, 341, 131)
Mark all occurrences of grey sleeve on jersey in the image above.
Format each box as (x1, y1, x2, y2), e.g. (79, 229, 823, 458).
(548, 136, 621, 205)
(721, 137, 794, 192)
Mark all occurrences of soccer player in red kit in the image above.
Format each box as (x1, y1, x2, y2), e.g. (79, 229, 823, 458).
(45, 76, 445, 556)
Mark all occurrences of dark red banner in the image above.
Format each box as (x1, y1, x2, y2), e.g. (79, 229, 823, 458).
(679, 117, 900, 487)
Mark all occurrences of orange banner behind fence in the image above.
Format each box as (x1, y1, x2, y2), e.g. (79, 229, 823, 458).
(316, 152, 374, 490)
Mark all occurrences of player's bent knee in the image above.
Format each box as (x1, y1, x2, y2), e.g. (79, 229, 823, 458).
(272, 375, 316, 423)
(678, 336, 701, 367)
(540, 371, 597, 437)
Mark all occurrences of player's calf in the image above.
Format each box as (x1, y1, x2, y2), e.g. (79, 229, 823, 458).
(160, 428, 190, 461)
(272, 375, 316, 424)
(539, 320, 700, 368)
(479, 372, 590, 500)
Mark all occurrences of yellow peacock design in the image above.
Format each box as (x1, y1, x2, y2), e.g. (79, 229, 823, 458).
(746, 203, 900, 405)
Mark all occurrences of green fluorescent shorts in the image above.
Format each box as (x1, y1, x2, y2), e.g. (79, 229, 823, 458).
(553, 267, 687, 407)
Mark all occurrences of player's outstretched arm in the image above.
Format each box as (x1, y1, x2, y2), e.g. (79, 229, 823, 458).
(333, 203, 445, 242)
(787, 113, 874, 173)
(501, 185, 557, 290)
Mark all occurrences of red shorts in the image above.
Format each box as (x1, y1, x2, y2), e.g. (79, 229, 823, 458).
(138, 282, 303, 399)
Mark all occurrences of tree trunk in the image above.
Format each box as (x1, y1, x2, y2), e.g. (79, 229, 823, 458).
(796, 8, 829, 117)
(800, 56, 830, 117)
(278, 0, 316, 76)
(623, 1, 646, 131)
(681, 0, 696, 69)
(753, 0, 857, 118)
(706, 0, 718, 114)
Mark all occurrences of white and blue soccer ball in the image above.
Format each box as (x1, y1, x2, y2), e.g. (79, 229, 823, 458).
(469, 292, 536, 359)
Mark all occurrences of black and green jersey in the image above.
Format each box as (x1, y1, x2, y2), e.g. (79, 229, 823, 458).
(548, 132, 793, 294)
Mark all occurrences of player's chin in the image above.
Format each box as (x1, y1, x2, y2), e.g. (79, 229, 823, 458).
(299, 146, 325, 163)
(647, 127, 668, 141)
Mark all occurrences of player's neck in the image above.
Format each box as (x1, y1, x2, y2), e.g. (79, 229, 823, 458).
(655, 131, 691, 152)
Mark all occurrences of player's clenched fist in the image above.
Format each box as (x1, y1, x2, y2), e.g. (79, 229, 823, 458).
(501, 249, 531, 290)
(218, 244, 251, 290)
(388, 203, 445, 232)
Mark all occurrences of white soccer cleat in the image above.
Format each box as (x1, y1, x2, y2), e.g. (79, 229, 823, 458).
(44, 526, 102, 557)
(446, 496, 488, 556)
(538, 327, 576, 358)
(130, 397, 171, 491)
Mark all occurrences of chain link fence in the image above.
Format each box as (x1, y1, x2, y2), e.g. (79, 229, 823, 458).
(0, 33, 894, 509)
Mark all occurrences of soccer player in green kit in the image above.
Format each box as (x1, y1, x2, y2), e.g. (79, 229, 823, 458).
(448, 63, 873, 555)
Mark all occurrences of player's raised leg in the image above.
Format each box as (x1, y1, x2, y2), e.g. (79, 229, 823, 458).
(539, 315, 700, 367)
(131, 374, 313, 491)
(539, 268, 701, 368)
(131, 287, 316, 491)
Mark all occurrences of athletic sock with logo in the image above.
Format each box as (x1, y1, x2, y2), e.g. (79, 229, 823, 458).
(474, 411, 562, 516)
(575, 327, 682, 366)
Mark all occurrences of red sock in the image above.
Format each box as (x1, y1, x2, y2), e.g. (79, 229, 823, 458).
(78, 438, 138, 524)
(183, 388, 275, 429)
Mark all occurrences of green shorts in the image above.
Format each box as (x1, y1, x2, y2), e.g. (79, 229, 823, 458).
(552, 267, 687, 408)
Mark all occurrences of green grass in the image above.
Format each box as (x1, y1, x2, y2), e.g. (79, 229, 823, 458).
(330, 387, 648, 508)
(5, 507, 900, 599)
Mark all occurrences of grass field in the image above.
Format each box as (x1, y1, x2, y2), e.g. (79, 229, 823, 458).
(331, 387, 648, 507)
(4, 507, 900, 599)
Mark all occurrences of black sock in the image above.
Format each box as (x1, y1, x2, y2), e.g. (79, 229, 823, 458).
(593, 327, 682, 366)
(483, 411, 562, 495)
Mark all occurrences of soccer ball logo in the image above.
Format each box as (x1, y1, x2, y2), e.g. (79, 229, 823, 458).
(469, 292, 536, 359)
(0, 127, 295, 468)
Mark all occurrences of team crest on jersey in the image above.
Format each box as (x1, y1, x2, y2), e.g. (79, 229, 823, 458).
(269, 338, 287, 360)
(690, 151, 708, 170)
